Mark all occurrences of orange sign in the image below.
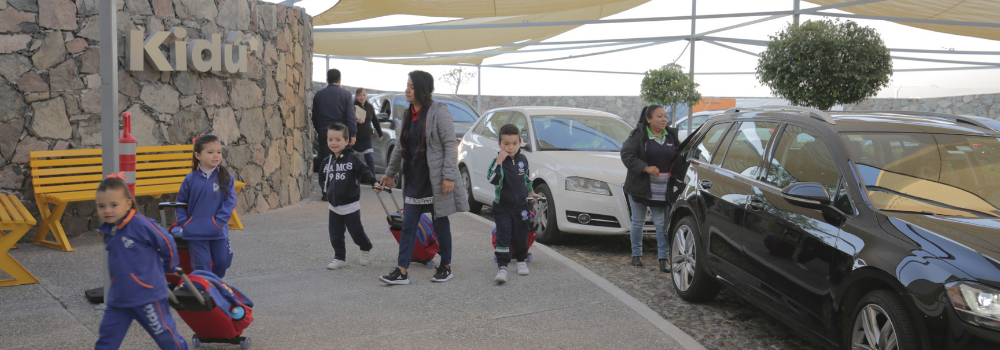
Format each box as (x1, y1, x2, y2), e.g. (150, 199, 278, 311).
(693, 98, 735, 113)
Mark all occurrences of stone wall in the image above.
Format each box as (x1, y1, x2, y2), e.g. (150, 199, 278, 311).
(0, 0, 314, 237)
(844, 93, 1000, 119)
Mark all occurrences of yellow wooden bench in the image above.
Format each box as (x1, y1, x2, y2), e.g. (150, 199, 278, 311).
(0, 193, 39, 286)
(29, 145, 246, 252)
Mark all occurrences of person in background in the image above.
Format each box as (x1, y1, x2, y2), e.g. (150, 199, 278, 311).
(375, 70, 470, 285)
(620, 105, 680, 273)
(353, 87, 383, 181)
(312, 69, 357, 201)
(94, 176, 187, 350)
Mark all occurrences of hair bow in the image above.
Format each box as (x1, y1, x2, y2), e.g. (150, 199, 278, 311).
(106, 172, 126, 181)
(192, 134, 206, 144)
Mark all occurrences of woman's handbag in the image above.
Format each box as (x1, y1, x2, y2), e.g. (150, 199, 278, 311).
(355, 105, 367, 123)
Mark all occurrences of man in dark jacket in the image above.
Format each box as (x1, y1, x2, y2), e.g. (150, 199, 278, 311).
(312, 69, 356, 200)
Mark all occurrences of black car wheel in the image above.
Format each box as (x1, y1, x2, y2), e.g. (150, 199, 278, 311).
(847, 290, 918, 350)
(671, 215, 721, 302)
(461, 167, 481, 214)
(533, 183, 563, 244)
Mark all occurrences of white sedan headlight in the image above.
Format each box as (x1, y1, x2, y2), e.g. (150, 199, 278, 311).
(946, 281, 1000, 331)
(565, 176, 612, 196)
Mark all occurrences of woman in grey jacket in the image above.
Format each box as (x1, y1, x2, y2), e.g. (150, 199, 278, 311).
(375, 70, 470, 285)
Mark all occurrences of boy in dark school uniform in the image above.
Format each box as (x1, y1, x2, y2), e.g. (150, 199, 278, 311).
(486, 124, 541, 284)
(320, 123, 377, 270)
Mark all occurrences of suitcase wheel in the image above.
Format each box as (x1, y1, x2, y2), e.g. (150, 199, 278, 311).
(426, 260, 435, 269)
(526, 253, 532, 263)
(191, 335, 202, 347)
(492, 255, 497, 263)
(240, 337, 251, 349)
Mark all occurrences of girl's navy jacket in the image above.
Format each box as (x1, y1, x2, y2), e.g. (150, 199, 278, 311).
(321, 148, 377, 207)
(99, 209, 179, 308)
(175, 167, 237, 241)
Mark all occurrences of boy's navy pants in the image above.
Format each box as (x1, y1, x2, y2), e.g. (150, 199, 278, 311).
(95, 298, 188, 350)
(329, 210, 373, 261)
(188, 238, 233, 279)
(494, 203, 530, 268)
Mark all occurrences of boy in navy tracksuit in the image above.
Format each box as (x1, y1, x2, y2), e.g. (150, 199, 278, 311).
(176, 134, 237, 278)
(94, 177, 187, 350)
(321, 123, 377, 270)
(487, 124, 540, 284)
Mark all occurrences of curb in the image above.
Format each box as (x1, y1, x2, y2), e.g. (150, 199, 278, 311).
(462, 212, 707, 350)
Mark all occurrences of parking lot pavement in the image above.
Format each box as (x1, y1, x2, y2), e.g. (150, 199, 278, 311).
(0, 188, 704, 349)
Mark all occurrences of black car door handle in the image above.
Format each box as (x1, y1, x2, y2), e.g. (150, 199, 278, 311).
(749, 198, 765, 211)
(700, 180, 713, 189)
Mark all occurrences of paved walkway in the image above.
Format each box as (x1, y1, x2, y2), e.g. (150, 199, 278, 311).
(0, 188, 704, 349)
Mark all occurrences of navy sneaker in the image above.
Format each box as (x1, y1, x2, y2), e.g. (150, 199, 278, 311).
(379, 268, 409, 285)
(431, 265, 453, 282)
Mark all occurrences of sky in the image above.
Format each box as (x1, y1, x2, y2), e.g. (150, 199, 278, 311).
(272, 0, 1000, 99)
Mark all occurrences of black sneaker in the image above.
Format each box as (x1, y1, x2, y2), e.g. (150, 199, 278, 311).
(431, 265, 452, 282)
(379, 268, 409, 285)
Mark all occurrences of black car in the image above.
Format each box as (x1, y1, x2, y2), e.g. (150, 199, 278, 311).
(667, 106, 1000, 350)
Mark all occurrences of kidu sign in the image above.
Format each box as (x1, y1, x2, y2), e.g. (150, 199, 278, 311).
(127, 28, 261, 73)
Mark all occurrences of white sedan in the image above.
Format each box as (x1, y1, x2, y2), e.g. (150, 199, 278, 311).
(458, 106, 647, 243)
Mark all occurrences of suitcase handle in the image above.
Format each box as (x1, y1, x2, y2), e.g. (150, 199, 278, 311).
(373, 184, 401, 216)
(175, 267, 207, 306)
(158, 202, 187, 227)
(527, 196, 546, 203)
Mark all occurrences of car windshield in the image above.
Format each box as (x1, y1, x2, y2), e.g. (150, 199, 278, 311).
(532, 115, 632, 151)
(391, 97, 478, 123)
(441, 99, 479, 123)
(841, 132, 1000, 218)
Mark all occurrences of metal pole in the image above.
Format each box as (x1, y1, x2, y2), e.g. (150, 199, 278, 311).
(687, 0, 696, 134)
(477, 65, 482, 115)
(793, 0, 800, 26)
(325, 55, 329, 78)
(99, 0, 120, 307)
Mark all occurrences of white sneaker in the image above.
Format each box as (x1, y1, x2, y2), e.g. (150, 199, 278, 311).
(494, 268, 508, 284)
(517, 262, 529, 275)
(327, 259, 347, 270)
(359, 251, 372, 266)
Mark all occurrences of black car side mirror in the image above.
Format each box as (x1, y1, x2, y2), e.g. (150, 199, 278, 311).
(377, 113, 390, 122)
(781, 182, 831, 210)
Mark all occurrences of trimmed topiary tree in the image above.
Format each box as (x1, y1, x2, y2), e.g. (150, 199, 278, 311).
(640, 63, 702, 125)
(756, 19, 893, 110)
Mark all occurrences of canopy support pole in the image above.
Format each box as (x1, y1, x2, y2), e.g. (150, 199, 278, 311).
(477, 65, 482, 115)
(687, 0, 696, 133)
(794, 0, 800, 26)
(99, 0, 120, 307)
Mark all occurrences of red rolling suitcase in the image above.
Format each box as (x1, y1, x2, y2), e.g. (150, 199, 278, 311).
(169, 268, 253, 349)
(374, 185, 439, 269)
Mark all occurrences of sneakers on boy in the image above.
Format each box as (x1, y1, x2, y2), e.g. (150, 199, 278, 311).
(517, 262, 529, 275)
(379, 268, 409, 285)
(431, 265, 453, 282)
(326, 259, 347, 270)
(494, 268, 508, 284)
(359, 250, 372, 266)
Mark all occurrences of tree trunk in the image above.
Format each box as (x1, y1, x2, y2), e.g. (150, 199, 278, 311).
(670, 103, 678, 127)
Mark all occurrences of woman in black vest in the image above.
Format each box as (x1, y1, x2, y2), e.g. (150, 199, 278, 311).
(353, 88, 383, 180)
(620, 105, 680, 272)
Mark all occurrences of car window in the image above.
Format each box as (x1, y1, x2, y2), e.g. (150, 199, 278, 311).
(392, 97, 408, 120)
(842, 132, 1000, 218)
(719, 121, 779, 177)
(379, 99, 391, 115)
(692, 122, 731, 163)
(532, 115, 632, 151)
(472, 112, 492, 135)
(482, 112, 511, 139)
(441, 99, 479, 123)
(766, 125, 839, 200)
(833, 179, 854, 214)
(507, 112, 532, 148)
